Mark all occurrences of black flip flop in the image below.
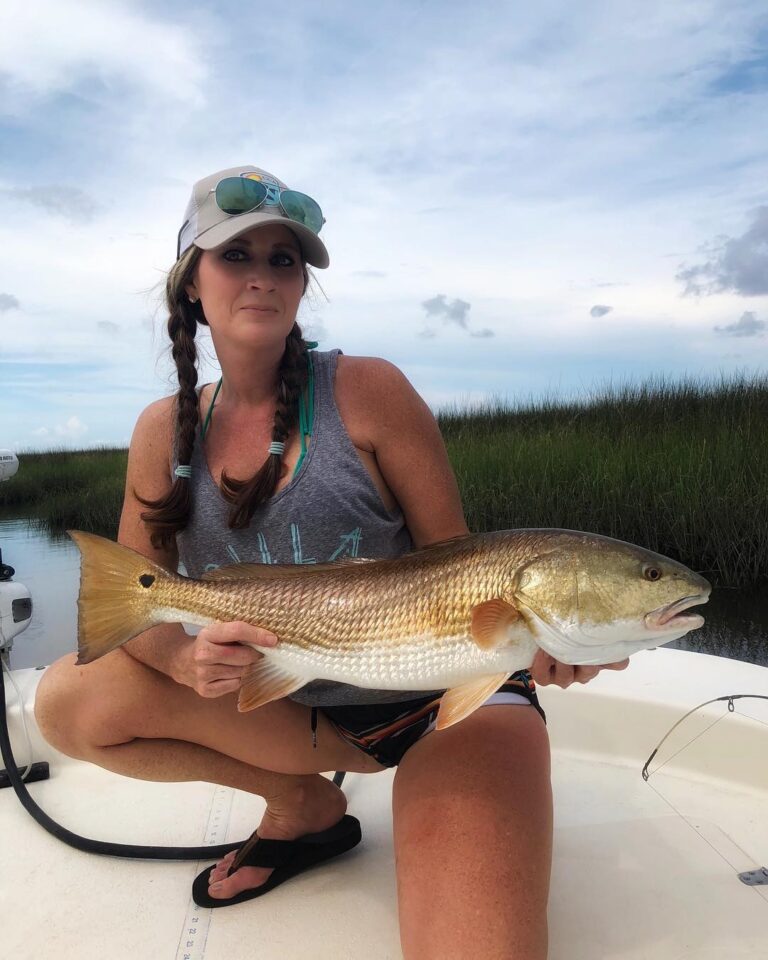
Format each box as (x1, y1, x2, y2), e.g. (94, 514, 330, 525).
(192, 814, 362, 908)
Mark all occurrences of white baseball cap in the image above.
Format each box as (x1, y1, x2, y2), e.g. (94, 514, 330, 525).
(176, 165, 329, 268)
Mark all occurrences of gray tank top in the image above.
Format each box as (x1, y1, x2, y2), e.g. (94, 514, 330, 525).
(176, 349, 439, 706)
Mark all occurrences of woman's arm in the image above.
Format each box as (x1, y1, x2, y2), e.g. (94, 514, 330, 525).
(335, 356, 468, 547)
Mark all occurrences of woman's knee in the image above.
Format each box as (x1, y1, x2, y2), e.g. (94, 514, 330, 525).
(33, 649, 148, 757)
(34, 653, 91, 757)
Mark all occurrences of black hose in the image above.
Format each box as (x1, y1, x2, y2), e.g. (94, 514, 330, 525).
(1, 667, 345, 859)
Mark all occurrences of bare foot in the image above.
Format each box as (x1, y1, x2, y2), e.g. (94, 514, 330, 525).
(206, 775, 348, 900)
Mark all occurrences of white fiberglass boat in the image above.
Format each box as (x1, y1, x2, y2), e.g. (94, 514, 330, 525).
(1, 453, 767, 958)
(2, 646, 767, 959)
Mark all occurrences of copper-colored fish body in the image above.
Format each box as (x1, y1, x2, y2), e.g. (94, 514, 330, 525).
(69, 528, 710, 728)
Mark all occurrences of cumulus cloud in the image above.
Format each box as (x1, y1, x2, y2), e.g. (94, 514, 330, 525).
(714, 311, 766, 337)
(420, 294, 494, 338)
(300, 318, 328, 345)
(0, 293, 20, 311)
(422, 294, 472, 329)
(677, 207, 768, 296)
(97, 320, 121, 334)
(590, 304, 613, 317)
(57, 416, 87, 439)
(0, 0, 206, 105)
(3, 185, 99, 224)
(32, 416, 88, 441)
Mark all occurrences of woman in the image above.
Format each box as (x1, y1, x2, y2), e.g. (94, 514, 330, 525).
(35, 165, 627, 960)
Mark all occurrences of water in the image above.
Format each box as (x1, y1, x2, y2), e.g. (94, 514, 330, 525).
(1, 518, 767, 670)
(0, 519, 80, 669)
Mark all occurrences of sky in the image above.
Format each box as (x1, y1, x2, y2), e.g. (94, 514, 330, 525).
(1, 0, 767, 450)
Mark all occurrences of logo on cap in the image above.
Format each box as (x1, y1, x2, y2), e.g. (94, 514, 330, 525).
(242, 171, 281, 205)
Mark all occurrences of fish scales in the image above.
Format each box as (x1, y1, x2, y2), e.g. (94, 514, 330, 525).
(189, 534, 513, 653)
(69, 528, 711, 728)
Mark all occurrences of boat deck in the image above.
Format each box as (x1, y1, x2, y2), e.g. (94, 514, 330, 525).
(2, 648, 767, 959)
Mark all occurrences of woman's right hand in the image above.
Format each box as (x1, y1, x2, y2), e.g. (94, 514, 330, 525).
(172, 621, 279, 698)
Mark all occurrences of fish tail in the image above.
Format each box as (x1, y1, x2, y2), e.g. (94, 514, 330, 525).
(68, 530, 173, 664)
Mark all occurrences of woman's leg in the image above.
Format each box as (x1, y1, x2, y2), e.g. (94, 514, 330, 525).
(34, 650, 384, 899)
(392, 705, 552, 960)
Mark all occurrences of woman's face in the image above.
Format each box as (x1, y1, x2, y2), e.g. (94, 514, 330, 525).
(185, 223, 306, 346)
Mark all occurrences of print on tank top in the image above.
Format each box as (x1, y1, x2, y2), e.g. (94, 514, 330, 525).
(202, 524, 364, 572)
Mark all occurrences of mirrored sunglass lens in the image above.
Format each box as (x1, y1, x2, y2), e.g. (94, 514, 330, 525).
(280, 191, 324, 234)
(215, 177, 267, 215)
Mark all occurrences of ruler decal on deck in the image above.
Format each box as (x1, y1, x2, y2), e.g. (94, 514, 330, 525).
(175, 785, 234, 960)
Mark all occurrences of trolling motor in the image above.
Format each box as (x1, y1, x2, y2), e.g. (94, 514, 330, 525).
(0, 451, 32, 658)
(1, 449, 40, 784)
(0, 450, 46, 788)
(0, 547, 32, 658)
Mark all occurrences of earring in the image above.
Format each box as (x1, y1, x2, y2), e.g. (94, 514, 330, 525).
(188, 295, 198, 304)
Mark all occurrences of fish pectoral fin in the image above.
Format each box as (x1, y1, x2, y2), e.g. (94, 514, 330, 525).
(237, 660, 307, 712)
(435, 673, 509, 730)
(470, 599, 521, 650)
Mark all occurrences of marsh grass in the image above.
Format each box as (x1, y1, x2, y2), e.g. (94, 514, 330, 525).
(0, 447, 127, 538)
(438, 373, 768, 589)
(2, 374, 766, 588)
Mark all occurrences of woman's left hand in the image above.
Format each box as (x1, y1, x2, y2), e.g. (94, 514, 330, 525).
(530, 650, 629, 688)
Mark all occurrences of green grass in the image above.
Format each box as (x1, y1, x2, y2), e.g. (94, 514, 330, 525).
(438, 373, 768, 589)
(0, 447, 127, 538)
(2, 373, 766, 588)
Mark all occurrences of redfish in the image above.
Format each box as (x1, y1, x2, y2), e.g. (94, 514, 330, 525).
(69, 529, 709, 729)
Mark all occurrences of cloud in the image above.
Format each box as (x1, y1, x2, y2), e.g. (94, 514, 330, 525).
(97, 320, 121, 335)
(3, 186, 99, 224)
(422, 294, 472, 329)
(300, 318, 328, 345)
(57, 416, 88, 440)
(677, 207, 768, 296)
(714, 311, 766, 337)
(351, 270, 387, 278)
(32, 415, 88, 441)
(0, 0, 206, 105)
(420, 293, 497, 339)
(590, 304, 613, 317)
(0, 293, 20, 311)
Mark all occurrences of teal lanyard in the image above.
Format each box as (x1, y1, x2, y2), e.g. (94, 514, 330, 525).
(201, 344, 316, 479)
(295, 345, 315, 476)
(200, 378, 222, 442)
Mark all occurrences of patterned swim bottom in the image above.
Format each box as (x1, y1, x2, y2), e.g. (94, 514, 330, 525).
(318, 671, 545, 768)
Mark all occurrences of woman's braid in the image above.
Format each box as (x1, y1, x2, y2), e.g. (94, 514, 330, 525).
(136, 252, 202, 549)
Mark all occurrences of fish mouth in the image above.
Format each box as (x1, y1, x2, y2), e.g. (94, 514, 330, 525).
(645, 594, 709, 632)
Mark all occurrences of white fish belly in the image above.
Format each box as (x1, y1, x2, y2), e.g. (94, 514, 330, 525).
(262, 634, 535, 691)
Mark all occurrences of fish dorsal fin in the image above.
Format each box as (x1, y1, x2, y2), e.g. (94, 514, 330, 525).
(470, 599, 520, 650)
(201, 556, 376, 581)
(436, 673, 509, 730)
(237, 659, 308, 712)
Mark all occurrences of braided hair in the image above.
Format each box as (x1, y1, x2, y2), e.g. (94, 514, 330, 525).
(138, 244, 311, 549)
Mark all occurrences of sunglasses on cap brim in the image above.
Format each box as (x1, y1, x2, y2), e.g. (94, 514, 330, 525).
(215, 176, 325, 231)
(176, 176, 325, 260)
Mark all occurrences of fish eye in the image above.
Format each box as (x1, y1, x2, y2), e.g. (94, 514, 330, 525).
(139, 574, 155, 588)
(643, 566, 662, 582)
